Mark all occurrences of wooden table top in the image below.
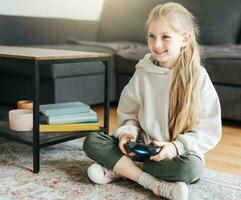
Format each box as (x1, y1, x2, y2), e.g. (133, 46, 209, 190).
(0, 46, 111, 61)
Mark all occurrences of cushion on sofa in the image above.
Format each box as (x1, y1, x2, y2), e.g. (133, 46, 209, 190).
(65, 39, 150, 72)
(66, 38, 150, 59)
(66, 38, 127, 52)
(0, 15, 98, 45)
(115, 42, 149, 74)
(116, 42, 149, 61)
(115, 56, 139, 75)
(98, 0, 161, 43)
(215, 84, 241, 121)
(183, 0, 241, 45)
(201, 45, 241, 86)
(98, 0, 241, 45)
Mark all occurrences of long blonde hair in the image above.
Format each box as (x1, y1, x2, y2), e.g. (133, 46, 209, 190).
(146, 2, 201, 140)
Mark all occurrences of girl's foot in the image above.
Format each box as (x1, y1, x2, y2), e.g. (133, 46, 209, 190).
(138, 172, 188, 200)
(154, 181, 188, 200)
(87, 163, 121, 184)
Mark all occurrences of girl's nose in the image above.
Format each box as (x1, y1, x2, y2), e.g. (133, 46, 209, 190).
(154, 38, 162, 49)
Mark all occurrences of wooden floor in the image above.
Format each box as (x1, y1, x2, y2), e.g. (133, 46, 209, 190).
(93, 105, 241, 176)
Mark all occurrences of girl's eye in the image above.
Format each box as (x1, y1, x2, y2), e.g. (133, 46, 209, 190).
(148, 34, 155, 39)
(162, 35, 170, 39)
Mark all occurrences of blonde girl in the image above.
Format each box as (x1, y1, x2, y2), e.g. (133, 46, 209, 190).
(83, 2, 221, 200)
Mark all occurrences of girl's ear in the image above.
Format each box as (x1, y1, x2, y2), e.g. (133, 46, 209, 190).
(182, 32, 192, 47)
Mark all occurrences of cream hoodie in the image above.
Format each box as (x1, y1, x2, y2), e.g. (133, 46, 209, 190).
(113, 53, 222, 161)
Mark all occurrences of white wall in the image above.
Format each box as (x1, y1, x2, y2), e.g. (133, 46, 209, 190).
(0, 0, 104, 21)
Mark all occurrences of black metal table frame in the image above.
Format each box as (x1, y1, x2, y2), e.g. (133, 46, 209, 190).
(0, 55, 111, 173)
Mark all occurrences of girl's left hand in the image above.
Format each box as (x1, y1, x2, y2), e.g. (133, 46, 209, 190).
(150, 141, 177, 161)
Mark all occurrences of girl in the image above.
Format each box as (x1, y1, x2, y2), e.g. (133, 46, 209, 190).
(83, 2, 222, 200)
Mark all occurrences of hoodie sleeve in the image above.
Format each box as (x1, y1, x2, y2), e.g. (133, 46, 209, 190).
(173, 68, 222, 156)
(113, 72, 141, 140)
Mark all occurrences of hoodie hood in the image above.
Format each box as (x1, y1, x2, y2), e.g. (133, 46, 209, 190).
(135, 53, 171, 74)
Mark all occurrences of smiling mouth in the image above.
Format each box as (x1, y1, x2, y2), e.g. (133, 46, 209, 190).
(154, 50, 167, 55)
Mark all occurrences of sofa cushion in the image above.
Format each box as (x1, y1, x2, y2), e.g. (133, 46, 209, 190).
(201, 45, 241, 86)
(115, 56, 139, 75)
(184, 0, 241, 45)
(116, 42, 149, 61)
(98, 0, 241, 45)
(98, 0, 161, 43)
(66, 40, 150, 73)
(0, 15, 98, 45)
(114, 43, 241, 87)
(66, 38, 127, 52)
(115, 42, 149, 74)
(214, 84, 241, 121)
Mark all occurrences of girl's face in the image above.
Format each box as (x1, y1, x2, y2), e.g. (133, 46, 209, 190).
(147, 17, 189, 68)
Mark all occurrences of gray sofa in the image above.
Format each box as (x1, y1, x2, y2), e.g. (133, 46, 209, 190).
(0, 0, 241, 121)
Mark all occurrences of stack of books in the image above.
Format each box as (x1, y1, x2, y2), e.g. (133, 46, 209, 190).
(39, 101, 100, 133)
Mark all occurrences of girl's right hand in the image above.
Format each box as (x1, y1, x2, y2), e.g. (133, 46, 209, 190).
(119, 133, 136, 157)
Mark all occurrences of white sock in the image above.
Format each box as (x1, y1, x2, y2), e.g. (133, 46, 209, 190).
(138, 172, 174, 199)
(138, 172, 158, 190)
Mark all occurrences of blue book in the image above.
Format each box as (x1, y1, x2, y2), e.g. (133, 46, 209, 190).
(40, 101, 90, 116)
(47, 109, 98, 124)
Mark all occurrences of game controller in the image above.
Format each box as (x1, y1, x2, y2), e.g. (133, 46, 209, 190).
(124, 140, 161, 157)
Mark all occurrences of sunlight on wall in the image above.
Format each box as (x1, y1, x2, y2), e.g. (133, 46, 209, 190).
(0, 0, 105, 20)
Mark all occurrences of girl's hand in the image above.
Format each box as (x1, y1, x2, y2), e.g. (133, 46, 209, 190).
(150, 141, 177, 161)
(119, 133, 136, 157)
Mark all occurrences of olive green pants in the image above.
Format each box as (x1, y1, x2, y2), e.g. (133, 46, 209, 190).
(83, 132, 204, 184)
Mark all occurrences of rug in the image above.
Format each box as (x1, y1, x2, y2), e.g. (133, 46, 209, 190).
(0, 138, 240, 200)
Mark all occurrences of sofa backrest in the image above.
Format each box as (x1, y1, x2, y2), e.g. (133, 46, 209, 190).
(0, 15, 99, 45)
(98, 0, 241, 45)
(184, 0, 241, 45)
(97, 0, 160, 43)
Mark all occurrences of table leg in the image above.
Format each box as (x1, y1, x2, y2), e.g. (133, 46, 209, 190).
(103, 58, 111, 134)
(33, 60, 40, 173)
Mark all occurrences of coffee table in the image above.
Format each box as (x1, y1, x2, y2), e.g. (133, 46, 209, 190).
(0, 46, 111, 173)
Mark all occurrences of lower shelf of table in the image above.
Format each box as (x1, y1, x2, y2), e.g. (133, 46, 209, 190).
(0, 121, 104, 148)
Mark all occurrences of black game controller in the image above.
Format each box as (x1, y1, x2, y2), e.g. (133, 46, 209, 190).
(124, 140, 161, 157)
